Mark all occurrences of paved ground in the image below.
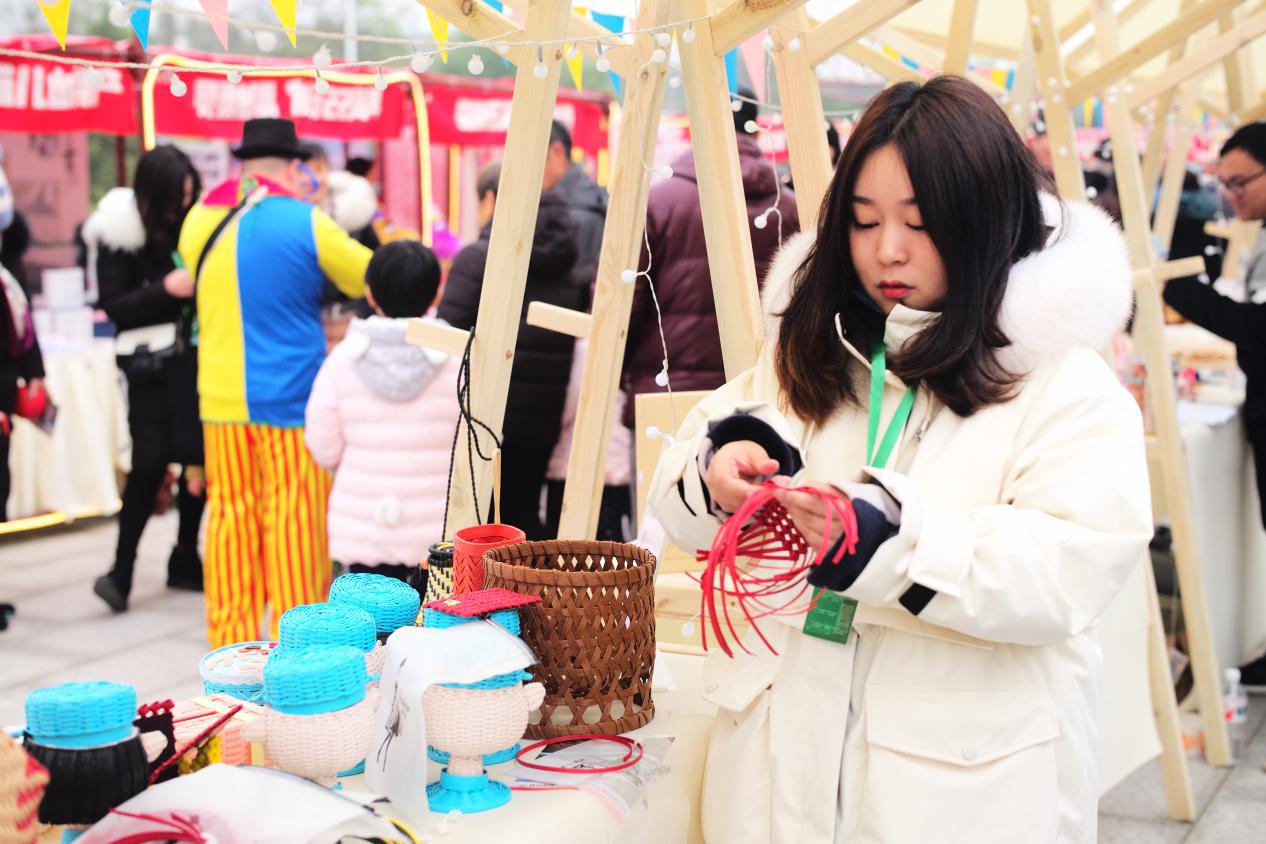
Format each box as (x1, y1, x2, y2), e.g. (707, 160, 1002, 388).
(2, 512, 1264, 840)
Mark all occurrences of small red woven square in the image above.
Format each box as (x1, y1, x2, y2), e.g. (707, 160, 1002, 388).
(423, 586, 542, 617)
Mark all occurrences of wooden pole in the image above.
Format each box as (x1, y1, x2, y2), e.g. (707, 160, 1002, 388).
(1144, 559, 1197, 820)
(677, 0, 765, 376)
(804, 0, 921, 66)
(771, 8, 833, 231)
(1128, 8, 1266, 108)
(1140, 0, 1199, 203)
(428, 0, 575, 534)
(1152, 81, 1200, 253)
(841, 42, 926, 86)
(555, 0, 674, 539)
(710, 0, 809, 56)
(944, 0, 979, 74)
(1005, 24, 1037, 136)
(1091, 0, 1232, 769)
(1024, 0, 1086, 201)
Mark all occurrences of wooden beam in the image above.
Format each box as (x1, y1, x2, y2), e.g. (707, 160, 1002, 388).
(430, 0, 574, 534)
(525, 301, 591, 338)
(1058, 6, 1094, 44)
(405, 318, 470, 358)
(1152, 82, 1201, 254)
(1141, 0, 1198, 203)
(1066, 0, 1243, 104)
(1238, 98, 1266, 123)
(1064, 0, 1157, 70)
(1025, 0, 1085, 200)
(1154, 256, 1209, 281)
(890, 25, 1020, 61)
(805, 0, 921, 66)
(555, 0, 674, 539)
(869, 25, 1007, 96)
(841, 41, 925, 85)
(1220, 10, 1250, 112)
(417, 0, 519, 59)
(1092, 0, 1232, 771)
(1005, 23, 1037, 136)
(710, 0, 809, 57)
(944, 0, 979, 74)
(1144, 561, 1198, 821)
(771, 7, 833, 231)
(1129, 8, 1266, 108)
(680, 0, 764, 375)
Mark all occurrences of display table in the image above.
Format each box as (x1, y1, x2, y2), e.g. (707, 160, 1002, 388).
(1154, 401, 1266, 668)
(6, 342, 128, 525)
(337, 650, 712, 844)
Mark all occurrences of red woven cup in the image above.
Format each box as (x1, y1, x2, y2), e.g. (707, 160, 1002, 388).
(452, 523, 526, 594)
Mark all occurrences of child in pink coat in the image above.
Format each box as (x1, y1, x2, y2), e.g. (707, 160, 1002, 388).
(305, 241, 458, 594)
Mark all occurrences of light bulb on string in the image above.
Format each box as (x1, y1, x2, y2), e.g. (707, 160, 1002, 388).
(595, 43, 610, 74)
(313, 45, 332, 70)
(533, 47, 548, 79)
(108, 2, 130, 29)
(650, 48, 667, 64)
(681, 25, 696, 44)
(654, 164, 673, 180)
(620, 269, 637, 284)
(669, 75, 681, 88)
(374, 68, 387, 91)
(761, 35, 774, 51)
(744, 120, 758, 134)
(654, 366, 669, 387)
(731, 99, 742, 112)
(227, 69, 243, 85)
(468, 52, 485, 75)
(255, 30, 278, 53)
(315, 74, 330, 95)
(655, 31, 671, 48)
(787, 37, 801, 52)
(411, 52, 433, 73)
(495, 43, 510, 56)
(565, 44, 578, 60)
(753, 212, 768, 230)
(169, 72, 187, 98)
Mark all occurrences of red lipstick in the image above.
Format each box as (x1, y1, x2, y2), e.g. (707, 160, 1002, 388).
(878, 281, 912, 299)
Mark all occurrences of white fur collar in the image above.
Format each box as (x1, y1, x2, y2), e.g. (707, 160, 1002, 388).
(761, 197, 1132, 375)
(328, 171, 378, 233)
(81, 187, 146, 253)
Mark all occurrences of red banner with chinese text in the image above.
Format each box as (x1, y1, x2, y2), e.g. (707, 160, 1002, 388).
(423, 82, 608, 157)
(0, 55, 136, 135)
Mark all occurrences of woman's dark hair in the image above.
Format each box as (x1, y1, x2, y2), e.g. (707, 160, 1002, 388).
(133, 145, 201, 251)
(366, 240, 442, 318)
(775, 75, 1052, 424)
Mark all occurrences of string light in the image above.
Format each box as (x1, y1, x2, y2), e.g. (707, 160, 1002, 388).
(620, 269, 637, 284)
(168, 71, 186, 97)
(533, 47, 548, 79)
(313, 45, 333, 70)
(595, 44, 610, 74)
(314, 72, 330, 94)
(761, 35, 775, 51)
(108, 2, 131, 29)
(254, 29, 277, 53)
(681, 25, 696, 44)
(411, 52, 433, 73)
(227, 69, 243, 84)
(374, 67, 387, 91)
(655, 31, 672, 48)
(564, 44, 578, 60)
(468, 52, 485, 75)
(669, 75, 681, 88)
(650, 48, 667, 64)
(787, 36, 801, 52)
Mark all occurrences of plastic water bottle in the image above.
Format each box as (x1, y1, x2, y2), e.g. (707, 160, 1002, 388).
(1224, 667, 1248, 757)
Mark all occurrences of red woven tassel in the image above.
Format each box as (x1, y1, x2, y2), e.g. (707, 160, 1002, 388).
(693, 481, 858, 657)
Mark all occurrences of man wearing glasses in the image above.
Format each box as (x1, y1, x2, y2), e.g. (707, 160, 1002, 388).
(1164, 122, 1266, 692)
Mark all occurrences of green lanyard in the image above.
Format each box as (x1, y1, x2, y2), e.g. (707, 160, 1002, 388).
(802, 341, 917, 645)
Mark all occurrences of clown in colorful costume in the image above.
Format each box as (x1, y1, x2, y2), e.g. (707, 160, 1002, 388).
(178, 118, 373, 649)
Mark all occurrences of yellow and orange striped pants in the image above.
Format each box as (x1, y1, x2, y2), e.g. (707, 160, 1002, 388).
(203, 423, 333, 648)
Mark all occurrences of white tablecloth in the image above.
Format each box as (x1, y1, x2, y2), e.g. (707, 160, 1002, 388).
(7, 342, 129, 522)
(1153, 403, 1266, 668)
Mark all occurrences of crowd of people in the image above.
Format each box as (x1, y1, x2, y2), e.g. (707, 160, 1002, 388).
(0, 96, 803, 647)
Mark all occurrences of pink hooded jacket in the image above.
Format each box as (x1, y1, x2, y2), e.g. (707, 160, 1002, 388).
(305, 315, 460, 565)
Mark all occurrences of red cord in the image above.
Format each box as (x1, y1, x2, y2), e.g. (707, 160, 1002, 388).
(106, 809, 207, 843)
(695, 481, 858, 657)
(514, 734, 644, 774)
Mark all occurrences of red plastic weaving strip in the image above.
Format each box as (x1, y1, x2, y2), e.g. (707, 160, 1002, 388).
(696, 481, 859, 658)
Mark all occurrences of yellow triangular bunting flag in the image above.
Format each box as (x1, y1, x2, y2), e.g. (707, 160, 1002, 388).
(565, 45, 584, 90)
(269, 0, 297, 48)
(425, 8, 449, 63)
(37, 0, 72, 50)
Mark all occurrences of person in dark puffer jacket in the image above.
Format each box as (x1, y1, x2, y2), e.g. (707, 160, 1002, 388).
(83, 145, 205, 612)
(621, 89, 800, 429)
(437, 167, 587, 539)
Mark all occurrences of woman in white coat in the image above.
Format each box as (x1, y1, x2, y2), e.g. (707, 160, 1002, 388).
(648, 77, 1151, 843)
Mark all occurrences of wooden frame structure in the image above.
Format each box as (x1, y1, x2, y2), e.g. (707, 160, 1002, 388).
(404, 0, 1266, 822)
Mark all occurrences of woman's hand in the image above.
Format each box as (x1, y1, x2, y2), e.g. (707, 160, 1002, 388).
(163, 268, 194, 298)
(772, 481, 850, 551)
(704, 440, 780, 514)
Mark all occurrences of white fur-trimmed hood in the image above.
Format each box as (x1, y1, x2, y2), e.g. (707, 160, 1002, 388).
(760, 196, 1132, 375)
(81, 187, 146, 253)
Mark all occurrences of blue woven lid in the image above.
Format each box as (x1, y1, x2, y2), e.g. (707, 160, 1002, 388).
(328, 573, 421, 634)
(25, 681, 137, 748)
(277, 603, 377, 653)
(262, 646, 368, 715)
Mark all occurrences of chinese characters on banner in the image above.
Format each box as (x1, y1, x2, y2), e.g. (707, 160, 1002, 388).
(0, 56, 136, 135)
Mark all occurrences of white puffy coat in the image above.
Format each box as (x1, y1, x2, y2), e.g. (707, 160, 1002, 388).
(648, 200, 1152, 843)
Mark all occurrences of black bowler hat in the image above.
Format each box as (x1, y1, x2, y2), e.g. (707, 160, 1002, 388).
(231, 118, 311, 161)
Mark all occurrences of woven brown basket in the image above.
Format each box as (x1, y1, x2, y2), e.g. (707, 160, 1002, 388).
(482, 540, 656, 738)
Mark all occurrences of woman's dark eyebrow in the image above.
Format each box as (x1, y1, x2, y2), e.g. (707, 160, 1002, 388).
(852, 195, 918, 205)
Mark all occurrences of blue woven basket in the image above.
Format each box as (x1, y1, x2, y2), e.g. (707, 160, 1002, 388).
(25, 681, 137, 748)
(423, 607, 522, 637)
(198, 641, 275, 703)
(328, 573, 421, 635)
(263, 646, 369, 715)
(278, 603, 376, 654)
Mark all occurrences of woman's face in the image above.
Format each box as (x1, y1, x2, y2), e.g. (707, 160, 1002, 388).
(848, 144, 947, 315)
